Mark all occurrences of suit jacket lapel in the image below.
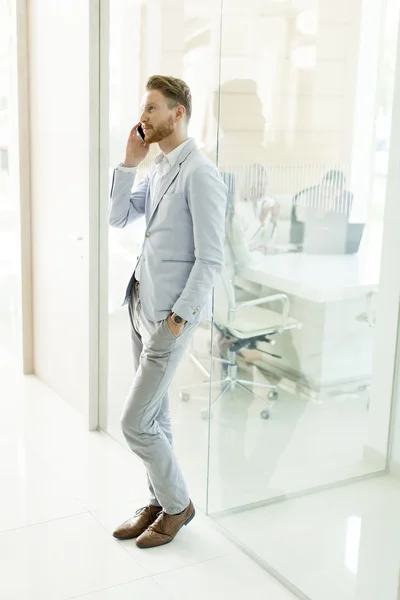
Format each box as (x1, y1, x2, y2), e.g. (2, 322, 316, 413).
(147, 162, 181, 225)
(147, 138, 197, 226)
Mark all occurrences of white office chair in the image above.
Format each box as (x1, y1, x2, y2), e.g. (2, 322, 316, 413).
(180, 266, 301, 420)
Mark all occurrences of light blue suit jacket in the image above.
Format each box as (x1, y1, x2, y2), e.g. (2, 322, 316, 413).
(108, 138, 227, 323)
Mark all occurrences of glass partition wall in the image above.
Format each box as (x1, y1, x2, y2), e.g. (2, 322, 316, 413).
(207, 0, 399, 510)
(100, 1, 400, 599)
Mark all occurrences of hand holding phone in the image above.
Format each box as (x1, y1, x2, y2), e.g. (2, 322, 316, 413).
(123, 123, 149, 168)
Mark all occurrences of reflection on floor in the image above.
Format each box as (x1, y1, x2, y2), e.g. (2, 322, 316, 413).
(0, 364, 297, 600)
(106, 308, 384, 515)
(0, 317, 18, 364)
(216, 475, 400, 600)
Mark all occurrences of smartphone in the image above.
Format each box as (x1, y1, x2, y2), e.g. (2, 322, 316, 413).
(137, 124, 145, 140)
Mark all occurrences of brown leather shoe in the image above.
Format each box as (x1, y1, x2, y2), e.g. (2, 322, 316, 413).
(113, 505, 162, 540)
(136, 501, 195, 549)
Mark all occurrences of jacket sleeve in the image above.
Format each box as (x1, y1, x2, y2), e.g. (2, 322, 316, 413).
(108, 167, 149, 228)
(172, 164, 228, 322)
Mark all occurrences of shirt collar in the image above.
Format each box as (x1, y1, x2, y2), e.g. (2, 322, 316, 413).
(155, 138, 192, 167)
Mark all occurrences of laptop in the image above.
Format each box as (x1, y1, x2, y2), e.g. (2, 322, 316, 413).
(302, 211, 364, 255)
(345, 223, 365, 254)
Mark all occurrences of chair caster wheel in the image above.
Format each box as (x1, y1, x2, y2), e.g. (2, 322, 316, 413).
(260, 410, 270, 420)
(180, 392, 190, 402)
(268, 390, 278, 401)
(201, 409, 210, 420)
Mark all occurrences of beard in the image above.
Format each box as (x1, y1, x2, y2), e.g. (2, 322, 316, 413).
(144, 115, 174, 144)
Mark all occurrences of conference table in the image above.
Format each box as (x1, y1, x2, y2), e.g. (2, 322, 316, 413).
(239, 250, 379, 303)
(236, 246, 380, 395)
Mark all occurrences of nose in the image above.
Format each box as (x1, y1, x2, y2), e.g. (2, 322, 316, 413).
(140, 110, 148, 123)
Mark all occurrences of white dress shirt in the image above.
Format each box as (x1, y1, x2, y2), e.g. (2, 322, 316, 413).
(117, 138, 191, 281)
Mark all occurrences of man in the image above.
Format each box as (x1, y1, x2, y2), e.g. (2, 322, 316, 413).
(290, 170, 353, 245)
(108, 75, 227, 549)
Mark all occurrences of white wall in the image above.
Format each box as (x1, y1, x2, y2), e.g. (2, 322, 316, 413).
(27, 0, 93, 416)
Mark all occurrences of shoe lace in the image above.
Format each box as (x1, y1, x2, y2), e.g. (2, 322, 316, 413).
(149, 511, 167, 534)
(134, 506, 148, 517)
(134, 505, 162, 519)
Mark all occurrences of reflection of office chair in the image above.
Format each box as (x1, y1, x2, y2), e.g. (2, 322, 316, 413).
(180, 267, 300, 420)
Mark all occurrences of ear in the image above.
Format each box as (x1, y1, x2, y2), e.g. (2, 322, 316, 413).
(175, 105, 185, 123)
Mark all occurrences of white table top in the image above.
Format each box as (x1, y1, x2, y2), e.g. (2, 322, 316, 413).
(238, 250, 380, 303)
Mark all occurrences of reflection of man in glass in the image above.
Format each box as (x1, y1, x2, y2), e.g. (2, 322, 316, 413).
(109, 75, 227, 548)
(207, 78, 270, 168)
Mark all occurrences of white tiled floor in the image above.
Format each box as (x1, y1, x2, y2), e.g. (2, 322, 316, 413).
(0, 365, 297, 600)
(217, 475, 400, 600)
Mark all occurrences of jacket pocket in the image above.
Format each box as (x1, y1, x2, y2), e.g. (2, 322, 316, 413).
(163, 317, 188, 339)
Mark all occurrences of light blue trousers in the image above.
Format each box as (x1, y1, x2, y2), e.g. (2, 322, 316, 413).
(121, 282, 196, 514)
